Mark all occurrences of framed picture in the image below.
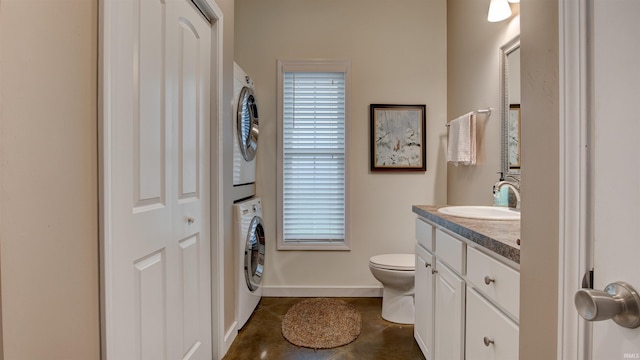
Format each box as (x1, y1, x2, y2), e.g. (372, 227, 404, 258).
(508, 104, 521, 169)
(370, 104, 426, 172)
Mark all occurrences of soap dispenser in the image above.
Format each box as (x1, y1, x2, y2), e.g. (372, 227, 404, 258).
(494, 173, 509, 207)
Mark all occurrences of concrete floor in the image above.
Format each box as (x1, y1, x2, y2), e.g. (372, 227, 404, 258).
(223, 297, 426, 360)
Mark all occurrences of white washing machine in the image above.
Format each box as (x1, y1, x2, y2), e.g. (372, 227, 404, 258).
(232, 62, 259, 201)
(234, 197, 265, 329)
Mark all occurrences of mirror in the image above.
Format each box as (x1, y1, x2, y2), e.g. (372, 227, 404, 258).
(500, 36, 521, 177)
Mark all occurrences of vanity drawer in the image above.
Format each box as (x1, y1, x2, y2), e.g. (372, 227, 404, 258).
(466, 288, 519, 360)
(467, 246, 520, 320)
(415, 218, 434, 252)
(435, 229, 465, 274)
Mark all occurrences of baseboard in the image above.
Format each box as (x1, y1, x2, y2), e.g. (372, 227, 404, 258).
(219, 321, 238, 359)
(262, 285, 383, 298)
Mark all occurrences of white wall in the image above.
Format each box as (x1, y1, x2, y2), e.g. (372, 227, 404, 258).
(235, 0, 447, 293)
(447, 0, 520, 206)
(0, 0, 100, 358)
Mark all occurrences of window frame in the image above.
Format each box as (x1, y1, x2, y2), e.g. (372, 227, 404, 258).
(276, 59, 351, 251)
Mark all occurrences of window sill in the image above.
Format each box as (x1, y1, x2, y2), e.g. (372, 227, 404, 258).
(277, 242, 351, 251)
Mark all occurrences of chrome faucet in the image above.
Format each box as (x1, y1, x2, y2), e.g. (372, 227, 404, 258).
(493, 180, 521, 209)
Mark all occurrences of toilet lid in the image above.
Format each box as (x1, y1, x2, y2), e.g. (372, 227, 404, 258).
(369, 254, 415, 271)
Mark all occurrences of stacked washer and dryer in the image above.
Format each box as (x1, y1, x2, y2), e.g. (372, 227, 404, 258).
(232, 62, 266, 330)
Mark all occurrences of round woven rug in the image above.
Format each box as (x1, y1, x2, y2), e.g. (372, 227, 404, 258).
(281, 298, 362, 349)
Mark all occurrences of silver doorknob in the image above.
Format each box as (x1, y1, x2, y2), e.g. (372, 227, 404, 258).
(574, 281, 640, 329)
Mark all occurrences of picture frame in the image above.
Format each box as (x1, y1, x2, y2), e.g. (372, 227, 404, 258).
(508, 104, 521, 169)
(370, 104, 426, 172)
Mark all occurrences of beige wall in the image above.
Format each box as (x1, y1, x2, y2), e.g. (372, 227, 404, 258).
(519, 0, 559, 358)
(448, 1, 560, 357)
(0, 0, 100, 359)
(0, 0, 562, 358)
(447, 0, 520, 206)
(235, 0, 447, 291)
(2, 0, 241, 352)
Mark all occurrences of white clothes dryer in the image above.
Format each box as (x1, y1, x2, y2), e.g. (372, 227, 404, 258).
(234, 197, 265, 329)
(232, 62, 259, 200)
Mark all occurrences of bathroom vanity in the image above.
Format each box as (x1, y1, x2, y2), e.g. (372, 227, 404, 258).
(413, 205, 520, 360)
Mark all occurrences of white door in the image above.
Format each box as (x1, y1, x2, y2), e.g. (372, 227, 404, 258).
(578, 0, 640, 358)
(434, 260, 464, 360)
(101, 0, 212, 358)
(168, 1, 212, 358)
(415, 245, 435, 359)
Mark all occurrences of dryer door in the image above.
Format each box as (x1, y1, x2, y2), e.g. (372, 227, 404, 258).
(244, 215, 265, 291)
(236, 86, 259, 161)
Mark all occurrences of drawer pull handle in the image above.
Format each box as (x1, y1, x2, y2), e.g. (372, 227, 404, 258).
(483, 337, 495, 347)
(425, 262, 431, 268)
(484, 276, 496, 285)
(432, 269, 438, 275)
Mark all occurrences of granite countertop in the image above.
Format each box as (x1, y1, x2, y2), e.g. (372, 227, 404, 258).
(412, 205, 520, 264)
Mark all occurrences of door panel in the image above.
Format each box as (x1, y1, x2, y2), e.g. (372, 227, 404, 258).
(434, 260, 464, 360)
(415, 245, 434, 359)
(169, 1, 212, 359)
(590, 0, 640, 358)
(103, 0, 212, 358)
(111, 0, 173, 356)
(136, 0, 166, 206)
(135, 252, 166, 360)
(179, 235, 200, 355)
(178, 18, 200, 199)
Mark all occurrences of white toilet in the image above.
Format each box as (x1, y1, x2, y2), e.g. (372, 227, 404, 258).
(369, 253, 416, 324)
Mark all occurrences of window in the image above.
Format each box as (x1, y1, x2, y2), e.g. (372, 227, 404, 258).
(276, 60, 350, 250)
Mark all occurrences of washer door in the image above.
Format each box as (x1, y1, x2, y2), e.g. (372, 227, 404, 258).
(236, 86, 259, 161)
(244, 215, 265, 291)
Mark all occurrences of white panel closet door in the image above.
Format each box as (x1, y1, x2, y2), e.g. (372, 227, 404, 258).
(102, 0, 212, 358)
(167, 1, 212, 358)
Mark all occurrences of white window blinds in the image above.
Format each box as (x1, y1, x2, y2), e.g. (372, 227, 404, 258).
(282, 70, 346, 244)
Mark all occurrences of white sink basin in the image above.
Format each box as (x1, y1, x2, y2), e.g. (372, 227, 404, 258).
(437, 206, 520, 220)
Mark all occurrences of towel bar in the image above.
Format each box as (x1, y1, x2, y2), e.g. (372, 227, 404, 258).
(445, 107, 492, 127)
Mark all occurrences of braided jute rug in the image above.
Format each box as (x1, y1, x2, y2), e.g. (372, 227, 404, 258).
(281, 298, 362, 349)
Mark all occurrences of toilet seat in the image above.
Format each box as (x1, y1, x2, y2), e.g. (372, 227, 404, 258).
(369, 254, 415, 271)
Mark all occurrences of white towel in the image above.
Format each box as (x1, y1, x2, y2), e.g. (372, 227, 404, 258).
(447, 112, 476, 166)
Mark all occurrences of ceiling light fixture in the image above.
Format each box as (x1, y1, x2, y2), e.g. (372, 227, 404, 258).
(487, 0, 512, 22)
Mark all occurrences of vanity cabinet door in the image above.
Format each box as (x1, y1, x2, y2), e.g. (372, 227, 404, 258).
(415, 245, 435, 360)
(434, 260, 465, 360)
(466, 288, 519, 360)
